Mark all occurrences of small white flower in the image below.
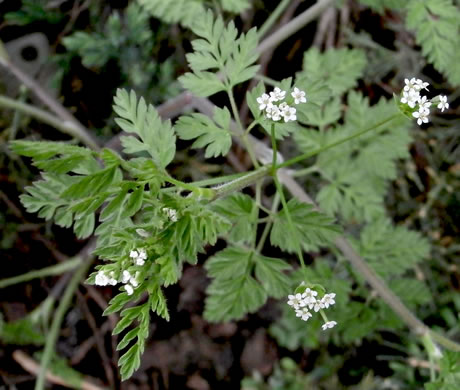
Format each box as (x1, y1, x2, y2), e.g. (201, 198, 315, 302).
(412, 107, 430, 126)
(309, 299, 324, 312)
(415, 78, 429, 91)
(130, 272, 140, 287)
(295, 307, 312, 321)
(108, 277, 118, 286)
(269, 87, 286, 102)
(418, 95, 432, 111)
(129, 250, 139, 259)
(266, 105, 281, 121)
(287, 293, 306, 309)
(125, 284, 134, 296)
(135, 257, 145, 266)
(404, 78, 418, 92)
(322, 320, 337, 330)
(283, 106, 297, 122)
(291, 87, 307, 104)
(303, 288, 318, 304)
(321, 293, 336, 309)
(437, 95, 449, 112)
(95, 271, 109, 286)
(256, 93, 272, 110)
(401, 89, 420, 108)
(122, 270, 131, 284)
(162, 208, 178, 222)
(136, 228, 150, 238)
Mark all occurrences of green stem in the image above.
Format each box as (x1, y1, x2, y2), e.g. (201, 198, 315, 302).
(212, 165, 271, 200)
(244, 119, 258, 136)
(190, 172, 248, 187)
(271, 124, 277, 173)
(429, 330, 460, 352)
(228, 89, 260, 168)
(34, 258, 92, 390)
(254, 74, 279, 87)
(258, 0, 291, 38)
(272, 174, 306, 271)
(251, 181, 262, 249)
(256, 192, 280, 253)
(162, 175, 205, 194)
(0, 95, 99, 150)
(277, 114, 400, 169)
(0, 258, 81, 289)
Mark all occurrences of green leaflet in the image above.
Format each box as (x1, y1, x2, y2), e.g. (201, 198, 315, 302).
(406, 0, 460, 86)
(270, 199, 341, 253)
(114, 89, 176, 170)
(358, 0, 406, 13)
(204, 247, 292, 322)
(175, 106, 232, 158)
(179, 9, 259, 96)
(297, 47, 367, 97)
(295, 91, 412, 223)
(139, 0, 250, 28)
(212, 193, 255, 244)
(107, 281, 169, 381)
(352, 217, 430, 277)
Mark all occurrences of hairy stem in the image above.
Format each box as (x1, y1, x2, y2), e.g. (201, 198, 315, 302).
(277, 114, 401, 169)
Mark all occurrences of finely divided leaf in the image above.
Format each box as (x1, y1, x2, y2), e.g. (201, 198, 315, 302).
(204, 247, 292, 322)
(179, 10, 259, 96)
(175, 107, 232, 158)
(271, 199, 341, 253)
(212, 193, 255, 243)
(114, 89, 176, 169)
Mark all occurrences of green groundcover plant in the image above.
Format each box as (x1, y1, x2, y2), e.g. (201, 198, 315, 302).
(2, 0, 460, 387)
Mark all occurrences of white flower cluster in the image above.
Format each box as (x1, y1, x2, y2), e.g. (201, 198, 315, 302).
(162, 207, 178, 222)
(94, 248, 148, 295)
(287, 287, 337, 330)
(400, 77, 449, 126)
(256, 87, 307, 123)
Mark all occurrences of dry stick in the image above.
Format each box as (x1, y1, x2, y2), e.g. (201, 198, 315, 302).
(0, 58, 99, 150)
(257, 0, 335, 53)
(0, 95, 99, 150)
(13, 351, 105, 390)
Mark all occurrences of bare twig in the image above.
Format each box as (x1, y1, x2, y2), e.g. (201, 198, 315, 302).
(13, 350, 105, 390)
(0, 58, 99, 150)
(257, 0, 335, 53)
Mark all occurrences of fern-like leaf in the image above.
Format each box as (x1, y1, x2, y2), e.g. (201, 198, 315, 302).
(113, 89, 176, 170)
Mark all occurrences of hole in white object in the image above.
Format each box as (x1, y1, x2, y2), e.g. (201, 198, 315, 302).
(20, 45, 38, 61)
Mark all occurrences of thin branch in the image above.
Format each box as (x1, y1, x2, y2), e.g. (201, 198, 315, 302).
(0, 258, 81, 289)
(0, 95, 99, 150)
(0, 58, 98, 149)
(257, 0, 334, 53)
(13, 350, 105, 390)
(34, 240, 96, 390)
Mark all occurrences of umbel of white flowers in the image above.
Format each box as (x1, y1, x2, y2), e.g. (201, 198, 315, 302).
(287, 286, 337, 331)
(94, 247, 148, 295)
(257, 86, 307, 122)
(400, 77, 449, 126)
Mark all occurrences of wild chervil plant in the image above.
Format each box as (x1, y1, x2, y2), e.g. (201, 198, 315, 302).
(9, 8, 457, 383)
